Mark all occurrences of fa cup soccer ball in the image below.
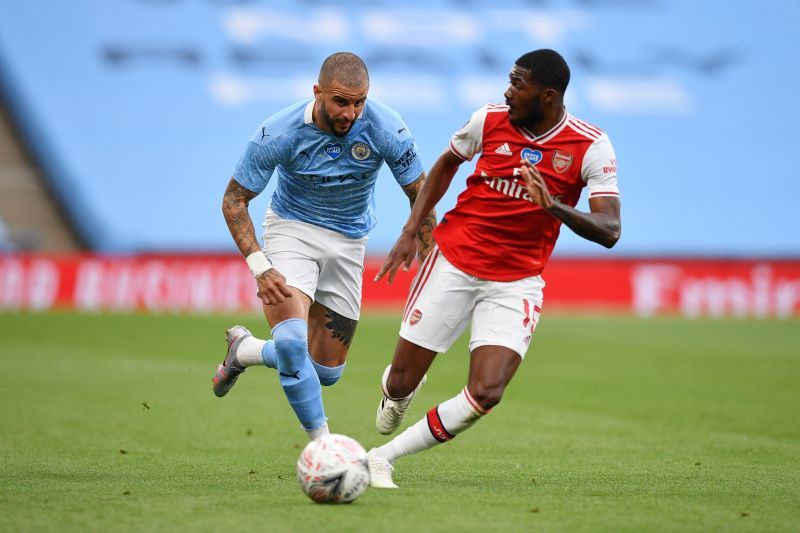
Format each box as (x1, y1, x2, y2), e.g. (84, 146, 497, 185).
(296, 433, 370, 503)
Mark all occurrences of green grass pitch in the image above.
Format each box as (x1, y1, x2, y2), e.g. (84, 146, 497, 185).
(1, 311, 798, 532)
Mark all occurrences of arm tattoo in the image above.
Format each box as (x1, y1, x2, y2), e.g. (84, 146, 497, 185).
(324, 308, 358, 348)
(416, 212, 437, 261)
(222, 178, 261, 256)
(402, 176, 437, 262)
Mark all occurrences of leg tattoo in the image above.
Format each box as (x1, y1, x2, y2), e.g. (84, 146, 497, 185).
(324, 309, 358, 348)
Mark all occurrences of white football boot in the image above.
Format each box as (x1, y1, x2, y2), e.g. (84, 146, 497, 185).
(212, 325, 251, 397)
(367, 449, 398, 489)
(376, 365, 427, 435)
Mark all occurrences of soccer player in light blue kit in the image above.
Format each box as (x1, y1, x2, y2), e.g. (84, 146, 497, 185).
(214, 52, 436, 441)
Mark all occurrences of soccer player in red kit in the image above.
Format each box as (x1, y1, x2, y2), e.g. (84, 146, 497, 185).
(368, 49, 621, 488)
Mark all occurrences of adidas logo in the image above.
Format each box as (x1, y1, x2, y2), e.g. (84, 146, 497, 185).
(494, 143, 512, 156)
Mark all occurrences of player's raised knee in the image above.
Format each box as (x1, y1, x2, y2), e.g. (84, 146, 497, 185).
(273, 318, 309, 376)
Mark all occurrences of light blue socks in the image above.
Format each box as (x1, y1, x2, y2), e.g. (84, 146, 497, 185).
(310, 359, 345, 386)
(271, 318, 326, 431)
(262, 336, 345, 386)
(261, 340, 277, 367)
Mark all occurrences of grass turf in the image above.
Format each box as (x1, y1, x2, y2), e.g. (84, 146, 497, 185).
(0, 312, 798, 532)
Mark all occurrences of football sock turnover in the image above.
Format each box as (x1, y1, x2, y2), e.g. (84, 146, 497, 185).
(375, 387, 487, 462)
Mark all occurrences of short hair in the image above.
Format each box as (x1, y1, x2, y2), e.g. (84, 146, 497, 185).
(318, 52, 369, 89)
(515, 49, 570, 94)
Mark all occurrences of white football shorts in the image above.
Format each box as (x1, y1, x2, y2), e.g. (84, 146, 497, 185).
(261, 208, 366, 320)
(399, 247, 544, 358)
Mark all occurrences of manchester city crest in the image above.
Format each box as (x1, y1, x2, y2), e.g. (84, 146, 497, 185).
(351, 142, 371, 161)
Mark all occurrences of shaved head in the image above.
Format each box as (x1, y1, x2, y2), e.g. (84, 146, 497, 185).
(318, 52, 369, 89)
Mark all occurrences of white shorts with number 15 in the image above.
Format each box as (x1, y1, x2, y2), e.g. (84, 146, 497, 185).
(398, 247, 545, 358)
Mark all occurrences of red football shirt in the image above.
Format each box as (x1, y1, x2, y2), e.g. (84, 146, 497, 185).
(434, 104, 619, 281)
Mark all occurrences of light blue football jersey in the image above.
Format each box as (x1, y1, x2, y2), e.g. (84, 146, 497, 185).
(232, 98, 424, 239)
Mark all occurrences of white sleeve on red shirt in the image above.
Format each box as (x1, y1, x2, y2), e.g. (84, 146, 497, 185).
(450, 106, 489, 161)
(582, 133, 619, 198)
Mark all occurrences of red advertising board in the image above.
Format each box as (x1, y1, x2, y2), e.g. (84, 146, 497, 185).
(1, 254, 798, 317)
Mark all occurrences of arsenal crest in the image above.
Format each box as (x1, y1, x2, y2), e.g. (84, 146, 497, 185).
(552, 151, 573, 174)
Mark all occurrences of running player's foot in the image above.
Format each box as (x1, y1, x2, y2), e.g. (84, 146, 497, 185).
(367, 449, 398, 489)
(376, 365, 427, 435)
(212, 325, 251, 397)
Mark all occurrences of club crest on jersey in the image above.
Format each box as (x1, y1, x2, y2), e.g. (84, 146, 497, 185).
(521, 148, 543, 165)
(351, 142, 371, 161)
(409, 309, 422, 325)
(552, 151, 574, 174)
(324, 143, 343, 159)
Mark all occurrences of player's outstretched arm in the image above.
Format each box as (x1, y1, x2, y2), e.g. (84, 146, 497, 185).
(520, 161, 621, 248)
(222, 178, 293, 304)
(375, 150, 462, 283)
(401, 173, 438, 265)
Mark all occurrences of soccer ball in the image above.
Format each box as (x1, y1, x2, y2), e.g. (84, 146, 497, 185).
(296, 433, 370, 504)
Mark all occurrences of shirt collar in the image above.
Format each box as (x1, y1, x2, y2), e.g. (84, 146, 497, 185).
(516, 107, 568, 144)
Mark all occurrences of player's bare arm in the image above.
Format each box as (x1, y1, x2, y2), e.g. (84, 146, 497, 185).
(520, 160, 621, 248)
(221, 177, 293, 305)
(222, 178, 261, 255)
(376, 150, 462, 283)
(401, 172, 437, 264)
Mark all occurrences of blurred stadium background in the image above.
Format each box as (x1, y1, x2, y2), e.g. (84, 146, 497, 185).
(1, 0, 798, 316)
(1, 1, 799, 531)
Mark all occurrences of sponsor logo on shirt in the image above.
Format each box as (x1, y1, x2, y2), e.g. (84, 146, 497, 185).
(351, 142, 371, 161)
(324, 143, 343, 159)
(521, 148, 543, 165)
(494, 143, 513, 156)
(483, 172, 531, 201)
(552, 150, 573, 174)
(603, 159, 617, 174)
(296, 171, 374, 185)
(391, 147, 418, 174)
